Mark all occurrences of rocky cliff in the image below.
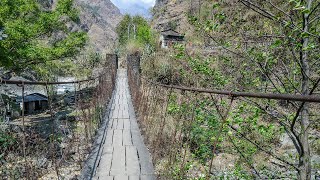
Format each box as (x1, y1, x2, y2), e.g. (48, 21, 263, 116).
(151, 0, 195, 40)
(76, 0, 122, 53)
(39, 0, 122, 53)
(0, 0, 122, 82)
(154, 0, 168, 7)
(41, 0, 122, 53)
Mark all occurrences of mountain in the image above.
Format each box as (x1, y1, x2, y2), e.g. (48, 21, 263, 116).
(38, 0, 122, 53)
(0, 0, 122, 82)
(110, 0, 152, 18)
(76, 0, 123, 52)
(154, 0, 168, 6)
(120, 3, 151, 18)
(151, 0, 194, 36)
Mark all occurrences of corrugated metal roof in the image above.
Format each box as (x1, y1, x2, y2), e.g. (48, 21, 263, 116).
(161, 29, 184, 37)
(16, 93, 48, 103)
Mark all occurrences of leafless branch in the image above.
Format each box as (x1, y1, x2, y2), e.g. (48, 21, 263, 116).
(229, 124, 299, 170)
(239, 0, 320, 38)
(228, 135, 262, 179)
(268, 1, 294, 23)
(309, 15, 320, 25)
(241, 97, 303, 156)
(209, 95, 299, 170)
(308, 2, 320, 17)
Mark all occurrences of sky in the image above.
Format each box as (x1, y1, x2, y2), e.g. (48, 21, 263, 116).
(111, 0, 156, 8)
(111, 0, 156, 17)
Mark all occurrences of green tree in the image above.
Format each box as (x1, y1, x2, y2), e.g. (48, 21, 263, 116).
(0, 0, 87, 73)
(116, 14, 155, 47)
(116, 14, 132, 45)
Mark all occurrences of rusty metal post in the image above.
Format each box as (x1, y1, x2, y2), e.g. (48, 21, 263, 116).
(206, 96, 235, 179)
(180, 92, 198, 179)
(21, 83, 28, 178)
(45, 84, 60, 179)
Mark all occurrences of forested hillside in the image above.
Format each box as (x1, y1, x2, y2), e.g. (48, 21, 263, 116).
(0, 0, 121, 79)
(0, 0, 121, 178)
(0, 0, 319, 179)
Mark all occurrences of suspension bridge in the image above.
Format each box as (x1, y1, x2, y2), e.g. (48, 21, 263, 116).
(1, 54, 319, 179)
(93, 69, 155, 180)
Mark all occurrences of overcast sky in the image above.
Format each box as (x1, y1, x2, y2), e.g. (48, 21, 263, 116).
(111, 0, 156, 9)
(111, 0, 155, 17)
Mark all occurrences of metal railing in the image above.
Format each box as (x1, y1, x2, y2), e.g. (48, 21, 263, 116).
(127, 53, 319, 179)
(0, 54, 118, 179)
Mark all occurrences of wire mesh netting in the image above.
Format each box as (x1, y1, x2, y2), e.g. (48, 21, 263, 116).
(127, 53, 320, 179)
(0, 54, 117, 179)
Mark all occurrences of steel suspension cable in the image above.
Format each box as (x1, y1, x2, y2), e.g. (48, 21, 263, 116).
(140, 76, 320, 103)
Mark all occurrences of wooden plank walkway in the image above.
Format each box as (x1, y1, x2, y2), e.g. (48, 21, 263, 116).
(94, 69, 155, 180)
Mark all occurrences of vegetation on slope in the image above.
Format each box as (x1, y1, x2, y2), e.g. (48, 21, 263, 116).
(116, 14, 157, 55)
(0, 0, 116, 179)
(125, 0, 320, 179)
(0, 0, 87, 77)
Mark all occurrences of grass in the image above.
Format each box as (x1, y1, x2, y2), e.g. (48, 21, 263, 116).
(126, 40, 144, 55)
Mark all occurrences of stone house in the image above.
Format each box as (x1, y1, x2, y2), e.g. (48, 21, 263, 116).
(16, 93, 48, 115)
(159, 29, 185, 48)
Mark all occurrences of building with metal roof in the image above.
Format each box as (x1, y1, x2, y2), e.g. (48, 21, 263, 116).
(159, 29, 185, 48)
(16, 93, 48, 115)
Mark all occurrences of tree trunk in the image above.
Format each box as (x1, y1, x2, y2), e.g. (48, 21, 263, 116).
(298, 0, 312, 179)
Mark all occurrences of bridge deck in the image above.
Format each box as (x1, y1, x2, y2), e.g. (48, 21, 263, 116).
(94, 69, 155, 180)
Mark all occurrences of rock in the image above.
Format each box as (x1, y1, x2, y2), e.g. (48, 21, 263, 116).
(311, 155, 320, 166)
(47, 161, 52, 168)
(279, 134, 295, 150)
(155, 0, 169, 7)
(37, 156, 48, 168)
(209, 153, 237, 172)
(41, 0, 122, 53)
(151, 0, 195, 41)
(76, 0, 123, 53)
